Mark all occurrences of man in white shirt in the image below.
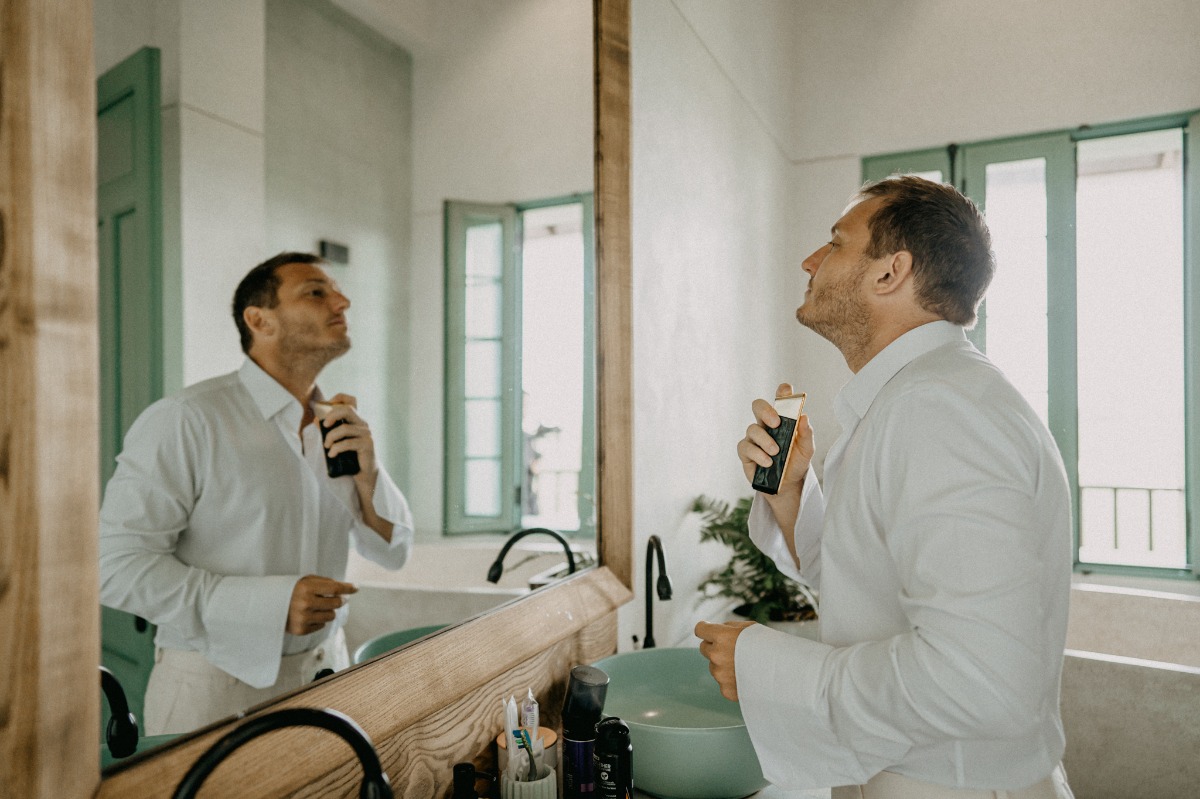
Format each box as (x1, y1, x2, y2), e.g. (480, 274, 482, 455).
(100, 252, 414, 735)
(696, 177, 1074, 798)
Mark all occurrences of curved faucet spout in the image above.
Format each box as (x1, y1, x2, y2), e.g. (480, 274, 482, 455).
(643, 535, 673, 649)
(172, 707, 393, 799)
(487, 527, 577, 584)
(100, 666, 139, 759)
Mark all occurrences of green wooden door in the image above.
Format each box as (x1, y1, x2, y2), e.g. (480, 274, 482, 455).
(97, 46, 163, 747)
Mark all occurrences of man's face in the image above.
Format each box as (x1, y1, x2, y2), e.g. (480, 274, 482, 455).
(266, 261, 352, 362)
(795, 196, 883, 343)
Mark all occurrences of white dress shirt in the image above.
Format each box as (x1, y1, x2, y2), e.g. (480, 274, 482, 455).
(100, 358, 414, 688)
(736, 321, 1072, 790)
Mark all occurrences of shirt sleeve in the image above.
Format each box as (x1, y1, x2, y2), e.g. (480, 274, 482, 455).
(748, 463, 825, 590)
(98, 399, 294, 688)
(737, 385, 1065, 787)
(349, 465, 414, 569)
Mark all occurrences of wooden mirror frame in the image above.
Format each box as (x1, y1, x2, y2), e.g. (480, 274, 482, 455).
(0, 0, 631, 796)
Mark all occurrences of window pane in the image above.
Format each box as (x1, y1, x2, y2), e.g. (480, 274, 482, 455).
(465, 459, 501, 516)
(465, 278, 502, 339)
(982, 158, 1049, 425)
(465, 399, 500, 458)
(465, 340, 501, 398)
(1075, 128, 1185, 568)
(466, 222, 503, 277)
(520, 202, 585, 530)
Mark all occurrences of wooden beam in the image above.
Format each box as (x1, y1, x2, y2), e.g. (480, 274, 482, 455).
(0, 1, 101, 797)
(595, 0, 633, 590)
(98, 568, 631, 797)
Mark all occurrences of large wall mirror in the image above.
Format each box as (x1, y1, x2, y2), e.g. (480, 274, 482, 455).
(90, 0, 619, 772)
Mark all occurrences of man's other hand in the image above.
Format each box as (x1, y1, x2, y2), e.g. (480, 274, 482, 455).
(286, 575, 357, 635)
(695, 619, 756, 701)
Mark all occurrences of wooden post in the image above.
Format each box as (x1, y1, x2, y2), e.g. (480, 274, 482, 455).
(0, 1, 101, 796)
(594, 0, 633, 590)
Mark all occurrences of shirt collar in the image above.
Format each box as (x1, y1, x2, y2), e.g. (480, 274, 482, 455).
(237, 357, 317, 422)
(834, 320, 966, 427)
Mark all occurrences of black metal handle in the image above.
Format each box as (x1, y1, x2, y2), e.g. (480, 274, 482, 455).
(171, 707, 392, 799)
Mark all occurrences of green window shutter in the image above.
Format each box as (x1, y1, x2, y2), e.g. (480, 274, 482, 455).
(577, 192, 597, 540)
(444, 201, 522, 534)
(959, 133, 1079, 559)
(1186, 111, 1200, 576)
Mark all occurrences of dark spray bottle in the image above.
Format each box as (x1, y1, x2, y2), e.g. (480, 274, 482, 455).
(593, 717, 633, 799)
(560, 664, 609, 798)
(320, 418, 360, 477)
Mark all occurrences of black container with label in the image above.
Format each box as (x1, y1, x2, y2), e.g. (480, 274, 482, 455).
(593, 717, 632, 799)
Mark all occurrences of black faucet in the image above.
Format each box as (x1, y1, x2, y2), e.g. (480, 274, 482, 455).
(487, 527, 577, 584)
(643, 535, 673, 649)
(100, 666, 140, 759)
(172, 707, 393, 799)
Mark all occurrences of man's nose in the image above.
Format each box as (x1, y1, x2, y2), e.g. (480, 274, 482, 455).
(801, 244, 827, 276)
(332, 291, 350, 311)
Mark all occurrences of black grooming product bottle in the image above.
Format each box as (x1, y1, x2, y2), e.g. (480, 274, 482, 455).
(561, 664, 609, 799)
(752, 392, 806, 495)
(594, 716, 633, 799)
(320, 416, 360, 478)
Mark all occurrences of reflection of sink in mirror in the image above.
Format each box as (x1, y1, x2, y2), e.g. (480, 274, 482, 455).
(342, 540, 595, 658)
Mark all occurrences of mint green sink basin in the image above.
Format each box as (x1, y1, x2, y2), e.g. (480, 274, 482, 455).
(593, 647, 767, 799)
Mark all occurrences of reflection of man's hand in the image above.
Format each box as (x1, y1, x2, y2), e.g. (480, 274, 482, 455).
(286, 575, 357, 636)
(695, 620, 756, 701)
(322, 393, 378, 487)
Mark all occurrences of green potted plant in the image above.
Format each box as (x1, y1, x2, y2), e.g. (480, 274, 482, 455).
(693, 495, 819, 632)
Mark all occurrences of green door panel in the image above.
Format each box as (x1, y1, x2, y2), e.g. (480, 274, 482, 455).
(97, 46, 164, 760)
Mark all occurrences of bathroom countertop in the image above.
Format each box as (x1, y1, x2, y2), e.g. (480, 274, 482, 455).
(632, 788, 830, 798)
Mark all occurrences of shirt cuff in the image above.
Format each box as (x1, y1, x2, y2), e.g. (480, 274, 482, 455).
(735, 623, 870, 788)
(201, 574, 297, 688)
(352, 468, 414, 566)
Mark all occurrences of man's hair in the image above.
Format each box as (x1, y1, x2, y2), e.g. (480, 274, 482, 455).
(858, 175, 995, 326)
(232, 252, 325, 354)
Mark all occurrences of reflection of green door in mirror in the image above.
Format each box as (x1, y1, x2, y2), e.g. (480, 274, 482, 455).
(97, 46, 164, 742)
(444, 196, 596, 538)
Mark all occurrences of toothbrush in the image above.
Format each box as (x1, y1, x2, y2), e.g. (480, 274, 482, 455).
(515, 728, 537, 782)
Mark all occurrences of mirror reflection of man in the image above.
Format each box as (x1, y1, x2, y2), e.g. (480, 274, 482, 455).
(697, 177, 1074, 799)
(99, 252, 413, 736)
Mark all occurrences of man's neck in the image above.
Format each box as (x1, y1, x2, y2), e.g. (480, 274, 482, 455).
(248, 351, 319, 409)
(843, 313, 942, 373)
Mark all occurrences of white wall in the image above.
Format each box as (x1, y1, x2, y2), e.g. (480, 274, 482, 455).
(94, 0, 267, 393)
(623, 0, 801, 649)
(405, 0, 593, 540)
(263, 0, 412, 486)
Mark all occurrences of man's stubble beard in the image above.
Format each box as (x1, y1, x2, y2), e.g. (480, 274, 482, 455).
(278, 319, 352, 375)
(795, 260, 872, 361)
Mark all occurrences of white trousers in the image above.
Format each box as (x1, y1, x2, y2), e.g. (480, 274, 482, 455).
(143, 628, 348, 736)
(832, 764, 1074, 799)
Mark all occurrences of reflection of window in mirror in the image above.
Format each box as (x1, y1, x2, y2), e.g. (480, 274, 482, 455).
(444, 196, 596, 538)
(864, 112, 1198, 577)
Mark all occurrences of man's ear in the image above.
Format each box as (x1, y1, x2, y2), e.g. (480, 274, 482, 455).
(244, 306, 273, 341)
(873, 250, 914, 296)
